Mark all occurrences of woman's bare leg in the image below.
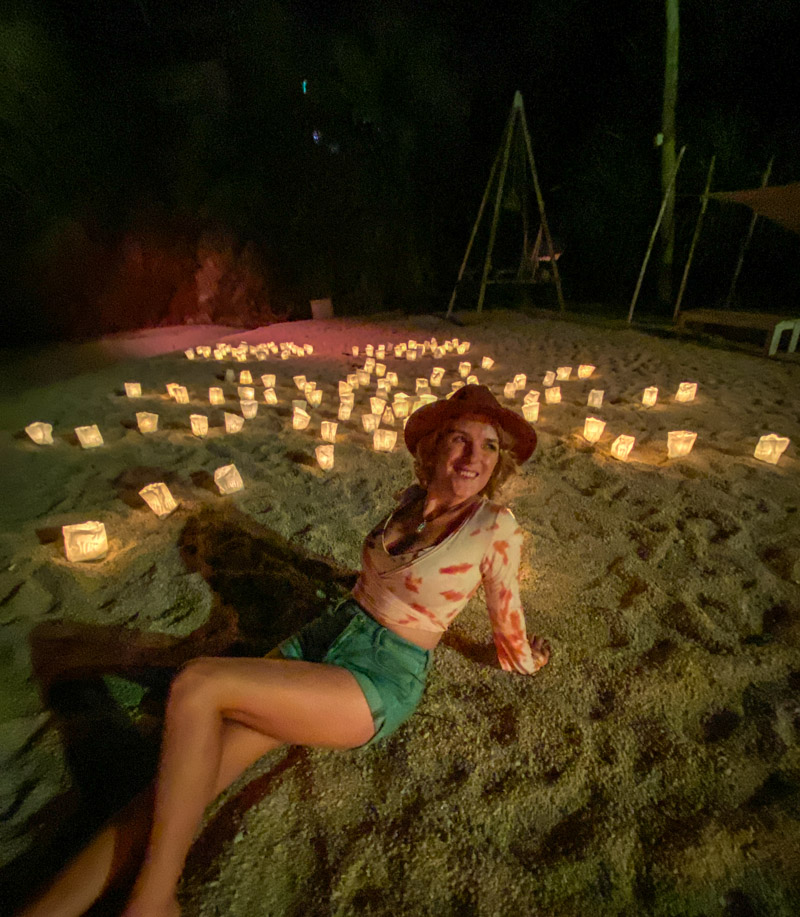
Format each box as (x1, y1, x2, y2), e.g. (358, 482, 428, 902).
(122, 656, 374, 917)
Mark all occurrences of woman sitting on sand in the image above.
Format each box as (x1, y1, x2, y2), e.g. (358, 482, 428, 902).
(22, 384, 550, 917)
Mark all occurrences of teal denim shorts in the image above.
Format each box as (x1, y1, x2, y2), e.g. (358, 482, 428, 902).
(278, 599, 432, 746)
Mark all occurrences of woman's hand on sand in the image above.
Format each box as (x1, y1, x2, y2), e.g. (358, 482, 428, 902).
(531, 635, 550, 672)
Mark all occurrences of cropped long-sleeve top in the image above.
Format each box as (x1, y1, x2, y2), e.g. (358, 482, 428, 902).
(352, 488, 542, 674)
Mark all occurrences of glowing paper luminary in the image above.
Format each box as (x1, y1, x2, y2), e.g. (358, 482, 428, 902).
(481, 356, 495, 371)
(139, 482, 178, 518)
(238, 386, 255, 401)
(386, 371, 399, 387)
(466, 375, 480, 386)
(197, 345, 211, 358)
(456, 341, 471, 355)
(321, 420, 338, 442)
(315, 444, 335, 470)
(416, 378, 431, 395)
(224, 412, 245, 433)
(754, 434, 791, 465)
(382, 405, 395, 426)
(392, 396, 410, 419)
(642, 386, 659, 407)
(544, 386, 561, 404)
(293, 407, 311, 430)
(523, 390, 540, 405)
(451, 380, 465, 393)
(347, 372, 360, 388)
(364, 358, 376, 374)
(583, 416, 606, 443)
(263, 388, 278, 405)
(241, 400, 258, 419)
(513, 373, 527, 390)
(124, 382, 142, 398)
(291, 399, 308, 413)
(373, 429, 397, 452)
(339, 381, 353, 397)
(675, 382, 698, 403)
(137, 412, 159, 433)
(376, 378, 391, 396)
(75, 425, 104, 448)
(394, 344, 406, 358)
(338, 402, 353, 421)
(293, 375, 307, 391)
(370, 396, 387, 415)
(339, 392, 355, 409)
(281, 350, 291, 360)
(166, 382, 181, 397)
(25, 422, 54, 445)
(577, 364, 595, 379)
(556, 366, 572, 381)
(365, 344, 374, 357)
(351, 345, 360, 357)
(307, 389, 323, 408)
(239, 370, 253, 384)
(522, 402, 540, 423)
(406, 349, 419, 362)
(209, 387, 225, 405)
(214, 464, 244, 494)
(611, 434, 636, 462)
(430, 367, 445, 387)
(667, 430, 697, 459)
(225, 369, 236, 382)
(303, 381, 317, 397)
(261, 374, 276, 389)
(190, 414, 209, 437)
(304, 344, 314, 355)
(458, 362, 471, 378)
(174, 386, 190, 404)
(503, 382, 517, 400)
(587, 389, 604, 409)
(375, 363, 387, 377)
(357, 370, 371, 387)
(63, 521, 108, 562)
(361, 413, 379, 433)
(543, 371, 556, 387)
(419, 393, 437, 407)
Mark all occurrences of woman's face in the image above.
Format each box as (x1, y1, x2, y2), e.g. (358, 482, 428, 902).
(428, 418, 500, 502)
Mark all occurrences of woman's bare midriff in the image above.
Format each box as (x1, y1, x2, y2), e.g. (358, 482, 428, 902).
(374, 616, 444, 650)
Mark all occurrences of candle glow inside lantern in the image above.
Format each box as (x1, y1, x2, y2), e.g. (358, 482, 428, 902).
(190, 414, 209, 437)
(382, 405, 395, 426)
(503, 382, 517, 400)
(577, 364, 595, 379)
(587, 389, 604, 409)
(523, 390, 540, 404)
(466, 376, 479, 386)
(238, 385, 255, 401)
(293, 375, 307, 390)
(224, 412, 245, 433)
(292, 399, 307, 412)
(292, 407, 311, 430)
(513, 373, 527, 390)
(754, 434, 790, 465)
(373, 429, 397, 452)
(543, 371, 556, 387)
(642, 386, 659, 407)
(351, 345, 359, 357)
(675, 382, 698, 403)
(430, 367, 445, 387)
(339, 381, 353, 397)
(307, 389, 323, 407)
(376, 379, 391, 396)
(365, 344, 374, 357)
(361, 413, 379, 433)
(338, 402, 353, 421)
(556, 366, 572, 381)
(261, 374, 276, 389)
(75, 425, 104, 448)
(304, 344, 313, 355)
(370, 396, 387, 415)
(263, 388, 278, 405)
(418, 393, 437, 406)
(347, 372, 360, 388)
(481, 356, 495, 370)
(583, 416, 606, 443)
(611, 434, 636, 462)
(281, 350, 291, 360)
(137, 412, 159, 433)
(415, 378, 431, 395)
(456, 341, 471, 354)
(239, 370, 253, 384)
(375, 363, 387, 377)
(522, 402, 540, 423)
(214, 464, 244, 494)
(315, 444, 335, 470)
(197, 345, 211, 358)
(451, 381, 465, 393)
(394, 344, 406, 358)
(667, 430, 697, 458)
(209, 387, 225, 405)
(406, 349, 418, 361)
(63, 521, 108, 562)
(166, 382, 180, 397)
(321, 421, 338, 442)
(174, 386, 190, 404)
(25, 422, 54, 445)
(364, 358, 376, 374)
(386, 371, 399, 387)
(458, 362, 471, 378)
(241, 400, 258, 419)
(544, 386, 561, 404)
(124, 382, 142, 398)
(357, 369, 371, 386)
(392, 397, 410, 419)
(139, 482, 178, 518)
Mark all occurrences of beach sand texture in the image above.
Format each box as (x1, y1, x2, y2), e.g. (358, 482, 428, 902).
(1, 311, 799, 915)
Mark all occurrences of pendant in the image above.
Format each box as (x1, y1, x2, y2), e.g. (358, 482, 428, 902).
(415, 520, 426, 533)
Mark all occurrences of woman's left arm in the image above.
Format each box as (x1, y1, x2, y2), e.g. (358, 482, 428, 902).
(480, 509, 550, 675)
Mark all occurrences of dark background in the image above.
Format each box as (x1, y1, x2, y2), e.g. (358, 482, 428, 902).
(2, 0, 799, 343)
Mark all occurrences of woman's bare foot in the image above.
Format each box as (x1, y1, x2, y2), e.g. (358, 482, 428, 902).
(531, 635, 551, 671)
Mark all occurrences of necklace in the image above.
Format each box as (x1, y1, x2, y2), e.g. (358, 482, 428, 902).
(381, 492, 479, 555)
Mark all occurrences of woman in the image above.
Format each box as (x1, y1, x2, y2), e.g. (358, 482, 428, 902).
(21, 384, 550, 917)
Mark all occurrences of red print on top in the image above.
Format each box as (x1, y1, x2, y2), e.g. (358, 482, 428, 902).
(404, 573, 422, 593)
(493, 541, 509, 565)
(439, 563, 473, 575)
(440, 589, 465, 602)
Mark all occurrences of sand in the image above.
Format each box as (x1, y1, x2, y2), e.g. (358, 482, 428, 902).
(0, 311, 798, 916)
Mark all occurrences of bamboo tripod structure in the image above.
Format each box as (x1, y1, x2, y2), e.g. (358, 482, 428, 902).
(446, 91, 564, 317)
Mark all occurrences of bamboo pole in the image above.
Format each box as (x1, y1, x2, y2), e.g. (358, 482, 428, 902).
(673, 154, 715, 321)
(628, 145, 686, 324)
(724, 156, 774, 309)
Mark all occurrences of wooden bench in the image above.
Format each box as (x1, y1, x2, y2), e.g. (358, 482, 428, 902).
(676, 308, 800, 356)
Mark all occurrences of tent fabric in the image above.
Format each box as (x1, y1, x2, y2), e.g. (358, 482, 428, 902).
(709, 182, 800, 235)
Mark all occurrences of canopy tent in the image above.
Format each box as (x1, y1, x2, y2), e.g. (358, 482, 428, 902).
(710, 182, 800, 235)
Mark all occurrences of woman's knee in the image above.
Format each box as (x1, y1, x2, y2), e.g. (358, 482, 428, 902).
(167, 656, 225, 711)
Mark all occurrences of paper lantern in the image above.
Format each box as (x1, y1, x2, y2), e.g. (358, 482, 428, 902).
(263, 388, 278, 405)
(338, 402, 353, 421)
(347, 372, 360, 388)
(213, 349, 224, 361)
(361, 413, 379, 433)
(394, 344, 406, 358)
(675, 382, 698, 403)
(238, 385, 255, 401)
(364, 358, 376, 374)
(458, 362, 471, 378)
(456, 341, 471, 355)
(642, 386, 659, 407)
(315, 444, 335, 469)
(376, 378, 391, 396)
(225, 368, 236, 382)
(340, 392, 355, 408)
(503, 382, 517, 400)
(224, 412, 245, 433)
(375, 363, 387, 377)
(239, 370, 253, 384)
(370, 396, 387, 415)
(444, 341, 454, 353)
(214, 464, 244, 494)
(63, 521, 108, 562)
(339, 381, 353, 397)
(292, 399, 308, 411)
(556, 366, 571, 381)
(124, 382, 142, 398)
(174, 386, 190, 404)
(357, 369, 371, 386)
(365, 344, 374, 357)
(754, 434, 790, 465)
(307, 389, 323, 407)
(392, 397, 410, 419)
(667, 430, 697, 458)
(137, 412, 159, 434)
(75, 425, 103, 448)
(25, 422, 53, 445)
(451, 381, 465, 392)
(209, 387, 225, 405)
(406, 349, 418, 362)
(544, 386, 561, 404)
(523, 390, 540, 405)
(351, 345, 359, 357)
(139, 482, 178, 518)
(514, 373, 527, 390)
(304, 344, 314, 355)
(419, 393, 437, 406)
(522, 402, 540, 423)
(293, 374, 307, 390)
(281, 350, 291, 360)
(261, 374, 276, 389)
(382, 405, 395, 426)
(430, 367, 445, 387)
(386, 371, 399, 387)
(190, 414, 209, 437)
(611, 434, 635, 461)
(321, 421, 338, 442)
(416, 378, 431, 395)
(197, 346, 211, 358)
(466, 375, 479, 386)
(241, 400, 258, 419)
(542, 371, 556, 387)
(166, 382, 180, 397)
(481, 356, 495, 370)
(577, 364, 595, 379)
(583, 416, 606, 443)
(293, 407, 311, 430)
(587, 389, 604, 409)
(373, 429, 397, 452)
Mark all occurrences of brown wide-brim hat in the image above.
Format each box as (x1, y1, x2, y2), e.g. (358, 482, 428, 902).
(404, 384, 537, 464)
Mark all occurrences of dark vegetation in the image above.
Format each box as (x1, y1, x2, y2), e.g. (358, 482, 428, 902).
(2, 0, 799, 344)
